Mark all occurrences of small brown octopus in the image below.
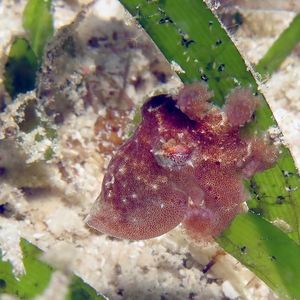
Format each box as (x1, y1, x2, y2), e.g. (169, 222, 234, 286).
(87, 83, 278, 240)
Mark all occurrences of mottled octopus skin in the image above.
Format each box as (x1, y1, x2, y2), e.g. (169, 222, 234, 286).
(87, 83, 278, 240)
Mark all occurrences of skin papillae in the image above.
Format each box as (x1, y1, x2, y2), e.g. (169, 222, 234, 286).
(87, 83, 278, 240)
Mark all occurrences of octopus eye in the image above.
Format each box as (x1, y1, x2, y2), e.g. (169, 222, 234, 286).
(153, 140, 192, 170)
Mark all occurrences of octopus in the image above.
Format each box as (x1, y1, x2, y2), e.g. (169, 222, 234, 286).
(87, 83, 279, 240)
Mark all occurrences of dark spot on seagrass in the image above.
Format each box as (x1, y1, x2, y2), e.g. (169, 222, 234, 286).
(159, 16, 173, 24)
(201, 74, 208, 81)
(216, 39, 222, 46)
(0, 279, 6, 289)
(218, 64, 225, 72)
(276, 195, 285, 204)
(181, 37, 195, 48)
